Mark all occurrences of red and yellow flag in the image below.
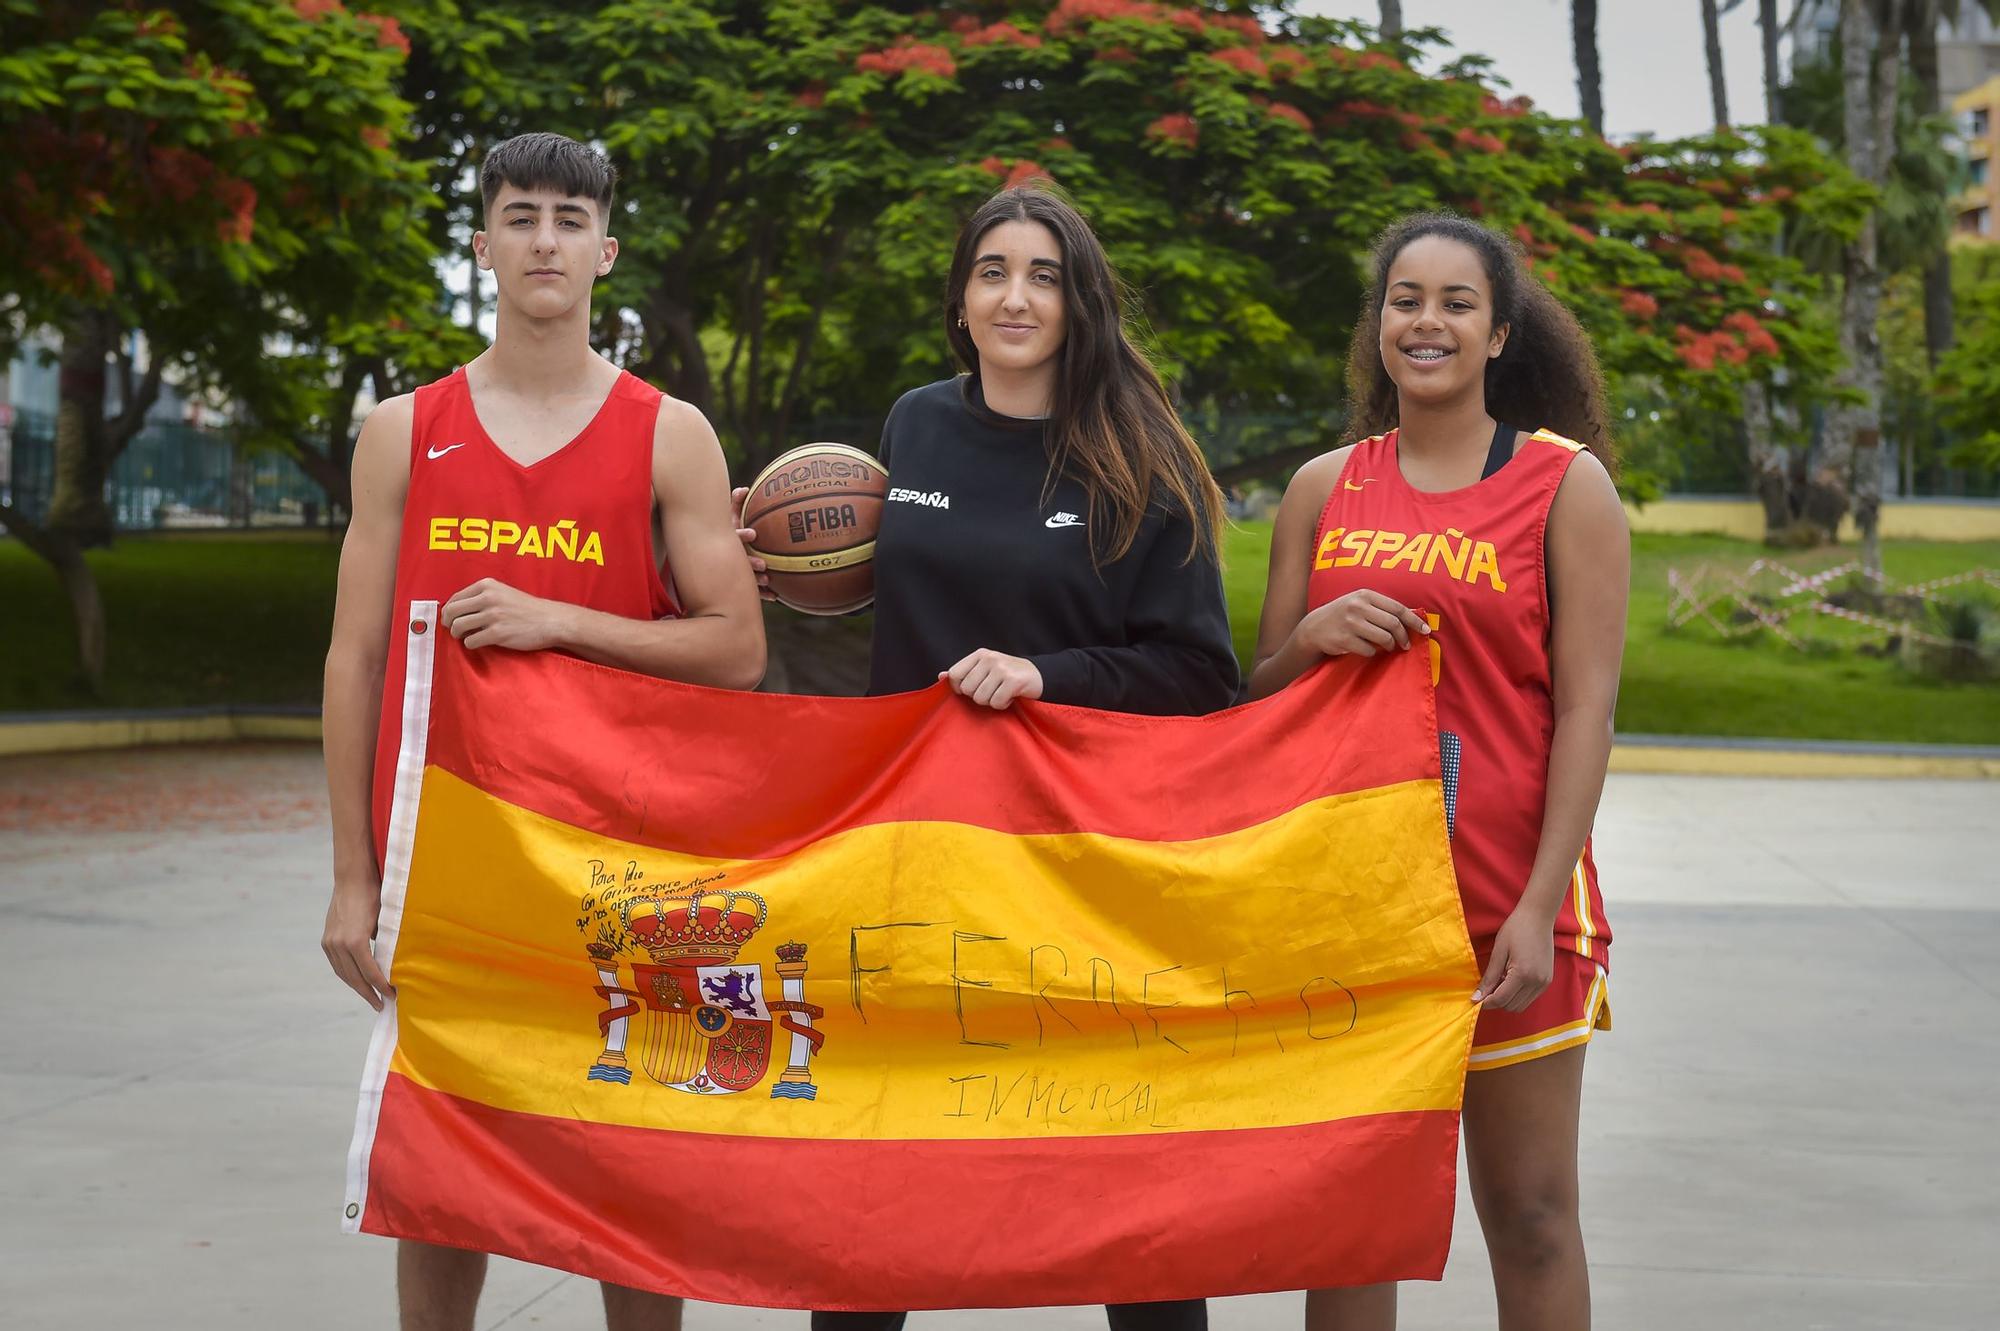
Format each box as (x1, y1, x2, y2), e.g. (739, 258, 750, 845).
(344, 602, 1477, 1310)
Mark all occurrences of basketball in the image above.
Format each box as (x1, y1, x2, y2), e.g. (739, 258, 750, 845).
(740, 443, 889, 615)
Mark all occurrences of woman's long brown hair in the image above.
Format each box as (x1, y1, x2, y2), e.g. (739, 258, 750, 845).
(944, 186, 1225, 562)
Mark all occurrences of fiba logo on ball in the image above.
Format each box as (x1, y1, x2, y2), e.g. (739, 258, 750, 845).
(741, 443, 888, 616)
(785, 504, 861, 545)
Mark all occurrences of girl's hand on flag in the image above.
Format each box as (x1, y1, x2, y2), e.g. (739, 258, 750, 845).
(442, 579, 568, 650)
(1472, 910, 1555, 1011)
(1300, 590, 1430, 659)
(943, 648, 1044, 709)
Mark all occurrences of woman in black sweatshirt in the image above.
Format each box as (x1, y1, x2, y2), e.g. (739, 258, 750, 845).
(806, 188, 1237, 1327)
(864, 185, 1237, 720)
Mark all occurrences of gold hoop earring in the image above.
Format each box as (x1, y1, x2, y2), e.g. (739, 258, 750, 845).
(956, 316, 967, 329)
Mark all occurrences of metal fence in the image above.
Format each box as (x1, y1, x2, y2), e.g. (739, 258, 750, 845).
(1, 408, 332, 530)
(3, 395, 1994, 536)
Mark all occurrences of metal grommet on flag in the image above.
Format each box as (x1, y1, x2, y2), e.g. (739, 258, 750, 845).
(410, 619, 427, 635)
(344, 1202, 360, 1220)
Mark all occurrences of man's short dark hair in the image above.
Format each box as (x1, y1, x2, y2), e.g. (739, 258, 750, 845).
(480, 132, 617, 219)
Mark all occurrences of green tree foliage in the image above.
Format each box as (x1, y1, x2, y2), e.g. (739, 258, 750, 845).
(404, 1, 1860, 483)
(0, 0, 439, 686)
(1930, 247, 2000, 473)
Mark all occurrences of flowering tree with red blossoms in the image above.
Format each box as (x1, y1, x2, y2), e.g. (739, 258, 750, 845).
(0, 0, 435, 688)
(519, 1, 1867, 490)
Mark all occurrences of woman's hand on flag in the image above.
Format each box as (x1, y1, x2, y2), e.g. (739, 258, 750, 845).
(943, 648, 1044, 710)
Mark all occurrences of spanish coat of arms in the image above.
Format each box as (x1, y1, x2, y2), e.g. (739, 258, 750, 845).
(578, 875, 824, 1101)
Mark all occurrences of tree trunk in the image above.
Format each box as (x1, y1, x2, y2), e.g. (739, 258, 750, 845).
(1813, 0, 1900, 571)
(48, 310, 116, 548)
(1703, 0, 1731, 127)
(1573, 1, 1604, 134)
(1909, 1, 1955, 366)
(1760, 0, 1782, 122)
(0, 500, 106, 691)
(1744, 381, 1796, 537)
(1379, 0, 1404, 40)
(54, 536, 107, 691)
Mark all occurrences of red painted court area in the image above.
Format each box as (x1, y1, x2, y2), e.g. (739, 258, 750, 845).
(0, 741, 326, 836)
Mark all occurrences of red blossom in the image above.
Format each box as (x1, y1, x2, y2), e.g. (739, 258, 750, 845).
(1212, 46, 1267, 77)
(215, 178, 257, 244)
(1479, 92, 1532, 117)
(1681, 245, 1726, 282)
(1094, 45, 1137, 63)
(1767, 185, 1795, 203)
(1265, 48, 1309, 80)
(1743, 327, 1780, 357)
(1003, 159, 1048, 188)
(793, 84, 825, 109)
(856, 40, 957, 79)
(294, 0, 345, 19)
(1717, 263, 1746, 283)
(361, 124, 390, 151)
(1620, 289, 1660, 319)
(1356, 50, 1407, 72)
(978, 155, 1008, 177)
(1167, 9, 1208, 36)
(1264, 102, 1313, 132)
(358, 13, 411, 56)
(962, 22, 1043, 48)
(1513, 222, 1536, 247)
(1569, 222, 1596, 243)
(1043, 136, 1073, 152)
(1047, 0, 1160, 35)
(1146, 112, 1199, 148)
(1454, 127, 1506, 154)
(1210, 14, 1266, 42)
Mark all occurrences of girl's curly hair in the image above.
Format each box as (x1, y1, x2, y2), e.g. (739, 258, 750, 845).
(1344, 212, 1614, 476)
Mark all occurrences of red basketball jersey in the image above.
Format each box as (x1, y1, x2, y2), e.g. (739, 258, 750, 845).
(1305, 428, 1610, 967)
(371, 367, 679, 862)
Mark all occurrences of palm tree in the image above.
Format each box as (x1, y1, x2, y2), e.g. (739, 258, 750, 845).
(1704, 0, 1733, 125)
(1573, 1, 1604, 133)
(1761, 0, 1783, 120)
(1379, 0, 1403, 40)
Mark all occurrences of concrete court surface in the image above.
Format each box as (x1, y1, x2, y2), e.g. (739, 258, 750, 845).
(1, 744, 1994, 1330)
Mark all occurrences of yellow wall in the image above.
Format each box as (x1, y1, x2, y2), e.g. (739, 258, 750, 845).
(1952, 75, 2000, 240)
(1624, 497, 2000, 542)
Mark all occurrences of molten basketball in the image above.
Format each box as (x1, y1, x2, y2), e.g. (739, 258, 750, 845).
(740, 443, 888, 615)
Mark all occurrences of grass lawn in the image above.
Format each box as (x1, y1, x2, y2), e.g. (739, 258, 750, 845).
(1221, 522, 2000, 746)
(3, 532, 342, 712)
(6, 527, 1998, 744)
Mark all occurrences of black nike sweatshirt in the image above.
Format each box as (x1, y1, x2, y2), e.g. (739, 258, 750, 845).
(865, 376, 1239, 716)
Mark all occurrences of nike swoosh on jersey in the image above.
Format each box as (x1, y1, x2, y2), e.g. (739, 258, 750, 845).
(1343, 479, 1375, 491)
(428, 443, 468, 460)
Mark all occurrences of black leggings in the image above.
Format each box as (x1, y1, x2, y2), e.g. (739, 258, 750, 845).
(812, 1301, 1207, 1330)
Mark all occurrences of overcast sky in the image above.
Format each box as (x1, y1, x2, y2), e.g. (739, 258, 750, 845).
(1299, 1, 1783, 141)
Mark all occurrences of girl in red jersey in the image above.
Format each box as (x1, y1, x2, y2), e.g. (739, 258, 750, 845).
(1249, 213, 1628, 1331)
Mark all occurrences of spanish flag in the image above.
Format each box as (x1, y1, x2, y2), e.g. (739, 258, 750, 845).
(343, 602, 1476, 1309)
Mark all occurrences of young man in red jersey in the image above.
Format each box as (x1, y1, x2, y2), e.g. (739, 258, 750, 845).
(320, 132, 764, 1331)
